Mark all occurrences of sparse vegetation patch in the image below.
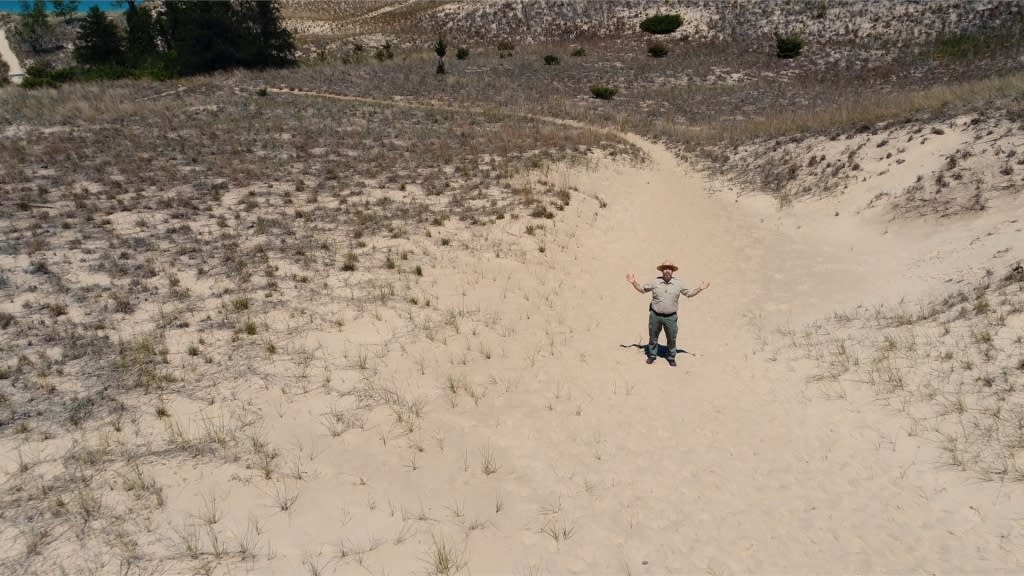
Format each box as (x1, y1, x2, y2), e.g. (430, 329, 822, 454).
(788, 263, 1024, 479)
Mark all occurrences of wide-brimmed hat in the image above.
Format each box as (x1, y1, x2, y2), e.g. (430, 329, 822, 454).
(656, 260, 678, 272)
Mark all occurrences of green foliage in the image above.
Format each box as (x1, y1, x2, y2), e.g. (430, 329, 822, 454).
(76, 65, 134, 81)
(570, 46, 585, 57)
(456, 46, 469, 60)
(236, 0, 297, 68)
(50, 0, 79, 22)
(934, 32, 994, 60)
(125, 0, 158, 68)
(775, 32, 804, 58)
(21, 63, 74, 88)
(433, 35, 447, 58)
(16, 0, 293, 85)
(639, 13, 682, 35)
(589, 84, 617, 100)
(647, 41, 668, 58)
(374, 41, 394, 61)
(73, 6, 124, 66)
(433, 34, 447, 74)
(17, 0, 55, 52)
(156, 0, 295, 76)
(497, 39, 515, 58)
(543, 54, 559, 65)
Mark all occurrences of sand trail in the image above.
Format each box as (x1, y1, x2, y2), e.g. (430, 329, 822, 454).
(425, 132, 1024, 574)
(0, 26, 24, 84)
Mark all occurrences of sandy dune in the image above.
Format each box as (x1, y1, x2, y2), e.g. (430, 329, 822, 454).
(2, 75, 1021, 571)
(135, 123, 1024, 574)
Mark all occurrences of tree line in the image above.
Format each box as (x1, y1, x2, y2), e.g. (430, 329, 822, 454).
(19, 0, 296, 84)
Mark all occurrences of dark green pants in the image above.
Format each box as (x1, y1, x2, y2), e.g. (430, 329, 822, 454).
(647, 310, 678, 359)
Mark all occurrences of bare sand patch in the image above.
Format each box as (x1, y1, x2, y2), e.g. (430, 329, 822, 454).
(0, 25, 24, 84)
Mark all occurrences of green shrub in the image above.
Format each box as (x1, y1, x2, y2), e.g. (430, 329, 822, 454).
(639, 13, 682, 35)
(647, 41, 668, 57)
(543, 54, 560, 65)
(589, 84, 617, 100)
(570, 46, 585, 57)
(76, 65, 134, 81)
(775, 32, 804, 58)
(374, 41, 394, 61)
(21, 64, 76, 89)
(496, 40, 515, 52)
(456, 46, 469, 60)
(934, 32, 992, 60)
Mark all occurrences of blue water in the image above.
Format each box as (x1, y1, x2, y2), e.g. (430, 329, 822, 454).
(0, 1, 133, 13)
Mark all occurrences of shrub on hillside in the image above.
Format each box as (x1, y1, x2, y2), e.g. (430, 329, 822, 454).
(543, 54, 560, 65)
(374, 41, 394, 61)
(456, 46, 469, 60)
(775, 32, 804, 58)
(639, 13, 682, 35)
(497, 40, 515, 58)
(590, 84, 617, 100)
(21, 63, 75, 89)
(934, 31, 992, 60)
(570, 46, 585, 57)
(647, 41, 668, 58)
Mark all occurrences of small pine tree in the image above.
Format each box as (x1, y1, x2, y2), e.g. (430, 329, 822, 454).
(125, 0, 158, 68)
(238, 0, 296, 68)
(73, 6, 125, 66)
(433, 34, 447, 74)
(17, 0, 55, 53)
(51, 0, 80, 23)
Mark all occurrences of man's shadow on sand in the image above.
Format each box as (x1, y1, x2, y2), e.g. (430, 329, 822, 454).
(619, 343, 696, 358)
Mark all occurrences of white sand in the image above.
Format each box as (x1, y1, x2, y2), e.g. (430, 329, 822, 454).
(142, 126, 1023, 574)
(0, 25, 24, 84)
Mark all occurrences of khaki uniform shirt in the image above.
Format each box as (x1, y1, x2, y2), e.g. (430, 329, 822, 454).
(643, 277, 688, 315)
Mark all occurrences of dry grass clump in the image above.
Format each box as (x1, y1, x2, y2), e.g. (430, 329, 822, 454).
(0, 436, 168, 575)
(789, 262, 1024, 479)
